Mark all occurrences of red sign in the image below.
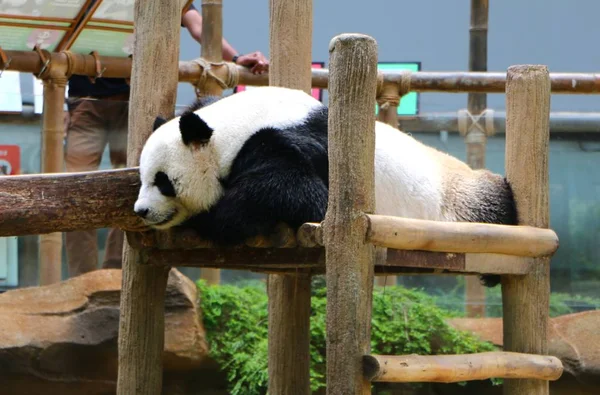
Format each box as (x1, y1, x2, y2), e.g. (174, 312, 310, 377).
(234, 62, 325, 102)
(0, 145, 20, 175)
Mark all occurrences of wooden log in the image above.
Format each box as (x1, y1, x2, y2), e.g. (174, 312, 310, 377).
(0, 168, 143, 236)
(266, 0, 314, 393)
(324, 33, 379, 395)
(38, 76, 67, 286)
(4, 49, 600, 93)
(464, 0, 490, 318)
(363, 352, 563, 383)
(366, 214, 559, 258)
(501, 65, 552, 395)
(115, 0, 182, 394)
(197, 0, 224, 286)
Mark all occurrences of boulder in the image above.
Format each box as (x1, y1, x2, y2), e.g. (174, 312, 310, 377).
(448, 311, 600, 395)
(0, 268, 226, 395)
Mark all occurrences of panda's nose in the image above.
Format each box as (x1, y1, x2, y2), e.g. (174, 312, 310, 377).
(135, 208, 149, 218)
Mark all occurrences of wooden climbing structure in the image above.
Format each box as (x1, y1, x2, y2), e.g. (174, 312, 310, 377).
(0, 0, 590, 394)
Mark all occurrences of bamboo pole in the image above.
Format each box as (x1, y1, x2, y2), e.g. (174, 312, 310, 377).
(324, 33, 378, 395)
(366, 214, 558, 258)
(502, 65, 552, 395)
(197, 0, 224, 285)
(363, 352, 563, 383)
(4, 50, 600, 93)
(115, 0, 182, 394)
(38, 76, 67, 286)
(375, 81, 400, 287)
(464, 0, 490, 317)
(396, 111, 600, 133)
(266, 0, 313, 393)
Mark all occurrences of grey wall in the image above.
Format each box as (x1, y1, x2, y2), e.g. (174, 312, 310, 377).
(177, 0, 600, 113)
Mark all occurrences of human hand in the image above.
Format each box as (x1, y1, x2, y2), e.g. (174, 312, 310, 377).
(235, 51, 269, 75)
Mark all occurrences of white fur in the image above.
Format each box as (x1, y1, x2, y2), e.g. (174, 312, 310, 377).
(135, 86, 323, 228)
(135, 85, 458, 230)
(373, 121, 445, 220)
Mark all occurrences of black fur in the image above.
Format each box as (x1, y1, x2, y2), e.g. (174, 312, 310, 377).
(173, 99, 515, 288)
(474, 179, 519, 287)
(179, 112, 213, 146)
(184, 95, 222, 113)
(153, 116, 167, 131)
(154, 171, 177, 197)
(180, 106, 329, 246)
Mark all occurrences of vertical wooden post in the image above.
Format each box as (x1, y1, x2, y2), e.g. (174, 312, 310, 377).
(266, 0, 313, 393)
(199, 0, 223, 285)
(324, 33, 378, 395)
(375, 82, 399, 287)
(502, 64, 551, 395)
(39, 77, 66, 285)
(116, 0, 182, 394)
(464, 0, 489, 318)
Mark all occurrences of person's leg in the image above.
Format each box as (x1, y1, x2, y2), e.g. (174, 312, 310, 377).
(103, 97, 130, 269)
(64, 98, 108, 276)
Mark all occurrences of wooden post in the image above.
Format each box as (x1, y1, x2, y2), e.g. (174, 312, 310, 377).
(464, 0, 490, 318)
(502, 65, 551, 395)
(266, 0, 313, 393)
(324, 33, 378, 394)
(39, 76, 67, 285)
(198, 0, 224, 285)
(115, 0, 182, 394)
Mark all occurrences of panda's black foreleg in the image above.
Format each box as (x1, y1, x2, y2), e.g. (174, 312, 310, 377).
(183, 165, 329, 246)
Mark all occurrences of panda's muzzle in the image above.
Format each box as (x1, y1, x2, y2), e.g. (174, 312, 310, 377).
(134, 205, 178, 228)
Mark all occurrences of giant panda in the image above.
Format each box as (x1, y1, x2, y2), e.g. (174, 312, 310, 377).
(134, 86, 517, 287)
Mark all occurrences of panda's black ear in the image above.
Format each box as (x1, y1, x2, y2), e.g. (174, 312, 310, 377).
(179, 112, 213, 146)
(153, 116, 167, 132)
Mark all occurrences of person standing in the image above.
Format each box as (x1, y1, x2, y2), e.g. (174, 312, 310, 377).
(64, 2, 269, 276)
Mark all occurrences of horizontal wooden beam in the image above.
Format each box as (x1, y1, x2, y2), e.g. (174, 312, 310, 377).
(363, 352, 563, 383)
(0, 170, 550, 274)
(2, 50, 600, 94)
(0, 168, 144, 236)
(366, 214, 558, 258)
(135, 230, 532, 275)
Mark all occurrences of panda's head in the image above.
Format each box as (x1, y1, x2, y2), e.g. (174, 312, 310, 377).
(133, 108, 223, 230)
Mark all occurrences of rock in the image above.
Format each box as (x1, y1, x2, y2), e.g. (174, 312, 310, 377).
(0, 268, 226, 395)
(449, 311, 600, 395)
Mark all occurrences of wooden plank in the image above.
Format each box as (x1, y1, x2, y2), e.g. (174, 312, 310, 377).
(130, 244, 532, 276)
(115, 0, 183, 394)
(363, 352, 563, 383)
(324, 33, 378, 395)
(502, 65, 552, 395)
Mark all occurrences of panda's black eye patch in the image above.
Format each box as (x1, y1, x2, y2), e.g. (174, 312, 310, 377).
(154, 171, 176, 197)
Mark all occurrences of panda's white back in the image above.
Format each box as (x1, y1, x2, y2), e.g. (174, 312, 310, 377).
(373, 121, 446, 220)
(193, 86, 455, 221)
(193, 86, 323, 178)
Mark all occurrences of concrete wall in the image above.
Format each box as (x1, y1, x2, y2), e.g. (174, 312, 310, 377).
(177, 0, 600, 113)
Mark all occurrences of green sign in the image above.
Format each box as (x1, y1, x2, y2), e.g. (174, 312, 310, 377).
(0, 19, 68, 51)
(376, 62, 420, 116)
(69, 27, 133, 57)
